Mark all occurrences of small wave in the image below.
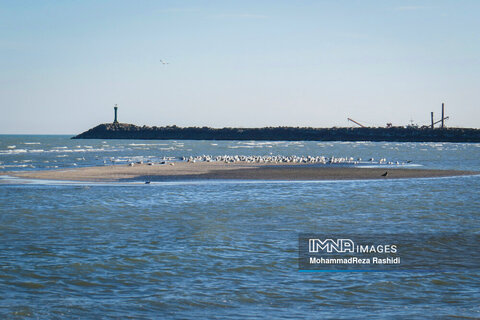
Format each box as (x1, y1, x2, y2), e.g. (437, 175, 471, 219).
(69, 280, 100, 287)
(68, 148, 106, 153)
(17, 282, 45, 289)
(1, 148, 109, 155)
(0, 164, 35, 168)
(7, 145, 16, 149)
(228, 146, 255, 149)
(23, 142, 41, 145)
(240, 141, 285, 146)
(128, 143, 171, 146)
(0, 149, 28, 154)
(51, 148, 107, 153)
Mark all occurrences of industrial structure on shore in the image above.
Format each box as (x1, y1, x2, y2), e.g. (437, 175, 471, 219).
(348, 103, 449, 130)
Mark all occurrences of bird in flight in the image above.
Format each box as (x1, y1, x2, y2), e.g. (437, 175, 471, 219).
(160, 59, 169, 65)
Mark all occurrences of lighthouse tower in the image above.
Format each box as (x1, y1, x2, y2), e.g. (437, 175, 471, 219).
(113, 104, 118, 124)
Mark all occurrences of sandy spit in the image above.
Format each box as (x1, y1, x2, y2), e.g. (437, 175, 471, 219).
(3, 162, 478, 182)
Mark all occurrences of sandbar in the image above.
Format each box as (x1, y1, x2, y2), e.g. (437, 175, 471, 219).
(3, 162, 478, 182)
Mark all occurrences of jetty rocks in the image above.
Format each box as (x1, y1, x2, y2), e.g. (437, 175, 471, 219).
(72, 123, 480, 142)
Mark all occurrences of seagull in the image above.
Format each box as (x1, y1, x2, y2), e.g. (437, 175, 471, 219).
(381, 171, 388, 177)
(160, 59, 169, 65)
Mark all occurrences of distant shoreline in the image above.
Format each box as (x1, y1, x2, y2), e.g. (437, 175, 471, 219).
(71, 123, 480, 143)
(4, 162, 477, 182)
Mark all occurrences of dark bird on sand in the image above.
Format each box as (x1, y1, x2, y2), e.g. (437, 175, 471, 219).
(145, 181, 151, 184)
(381, 172, 388, 177)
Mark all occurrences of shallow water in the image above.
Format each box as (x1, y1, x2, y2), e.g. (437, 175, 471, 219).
(0, 136, 479, 319)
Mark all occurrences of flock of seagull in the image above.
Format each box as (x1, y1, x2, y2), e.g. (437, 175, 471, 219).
(104, 155, 407, 166)
(180, 155, 403, 165)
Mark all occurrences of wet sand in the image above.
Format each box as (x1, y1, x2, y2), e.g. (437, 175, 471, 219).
(3, 162, 478, 182)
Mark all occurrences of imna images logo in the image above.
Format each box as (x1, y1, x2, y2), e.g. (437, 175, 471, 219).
(309, 239, 354, 253)
(308, 238, 397, 254)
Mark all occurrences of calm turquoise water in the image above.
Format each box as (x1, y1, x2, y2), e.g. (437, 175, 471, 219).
(1, 136, 479, 319)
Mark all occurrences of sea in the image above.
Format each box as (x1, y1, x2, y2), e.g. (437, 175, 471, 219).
(0, 135, 479, 319)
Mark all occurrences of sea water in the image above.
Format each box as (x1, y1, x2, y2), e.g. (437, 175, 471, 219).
(0, 136, 479, 319)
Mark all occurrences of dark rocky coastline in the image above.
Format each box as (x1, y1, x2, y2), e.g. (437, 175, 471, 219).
(72, 123, 480, 142)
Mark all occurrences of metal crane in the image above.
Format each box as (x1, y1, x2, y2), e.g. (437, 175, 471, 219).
(433, 116, 449, 127)
(347, 118, 366, 128)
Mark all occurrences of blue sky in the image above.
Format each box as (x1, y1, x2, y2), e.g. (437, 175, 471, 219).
(1, 0, 479, 133)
